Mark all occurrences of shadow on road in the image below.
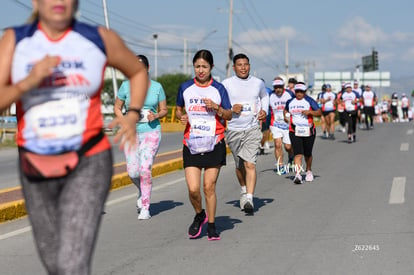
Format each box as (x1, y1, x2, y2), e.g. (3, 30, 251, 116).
(215, 215, 242, 234)
(225, 197, 274, 214)
(150, 200, 184, 216)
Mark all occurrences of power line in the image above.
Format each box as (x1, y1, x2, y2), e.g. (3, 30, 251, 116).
(241, 0, 284, 62)
(12, 0, 31, 10)
(231, 40, 276, 70)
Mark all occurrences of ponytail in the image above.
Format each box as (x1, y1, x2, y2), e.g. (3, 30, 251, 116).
(27, 10, 39, 23)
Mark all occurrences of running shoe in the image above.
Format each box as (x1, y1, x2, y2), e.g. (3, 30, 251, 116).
(347, 136, 352, 144)
(188, 209, 208, 239)
(353, 134, 356, 142)
(275, 165, 287, 175)
(240, 192, 248, 210)
(136, 196, 142, 214)
(207, 224, 221, 241)
(329, 134, 335, 140)
(293, 173, 303, 184)
(264, 141, 270, 150)
(138, 209, 151, 220)
(243, 197, 254, 214)
(305, 171, 314, 182)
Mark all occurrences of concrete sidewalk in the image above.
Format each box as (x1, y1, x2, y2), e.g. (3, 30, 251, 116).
(0, 149, 184, 223)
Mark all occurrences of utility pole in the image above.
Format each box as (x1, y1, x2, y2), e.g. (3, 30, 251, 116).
(303, 61, 315, 86)
(153, 34, 158, 80)
(183, 38, 188, 75)
(226, 0, 233, 78)
(102, 0, 118, 99)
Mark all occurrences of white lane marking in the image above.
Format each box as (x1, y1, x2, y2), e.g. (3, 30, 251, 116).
(0, 177, 186, 241)
(400, 143, 409, 151)
(0, 226, 32, 241)
(389, 177, 406, 204)
(407, 129, 414, 135)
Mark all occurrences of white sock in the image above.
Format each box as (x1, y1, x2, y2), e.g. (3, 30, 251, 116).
(246, 193, 253, 200)
(241, 186, 247, 194)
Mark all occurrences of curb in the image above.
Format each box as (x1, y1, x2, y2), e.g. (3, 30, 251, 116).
(0, 199, 26, 223)
(0, 157, 184, 224)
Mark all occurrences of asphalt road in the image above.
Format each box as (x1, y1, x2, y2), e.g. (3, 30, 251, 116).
(1, 122, 414, 274)
(0, 131, 184, 190)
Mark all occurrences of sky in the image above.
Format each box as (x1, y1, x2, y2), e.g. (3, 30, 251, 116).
(2, 0, 414, 95)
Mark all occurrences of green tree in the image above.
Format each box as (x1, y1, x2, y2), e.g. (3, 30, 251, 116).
(102, 78, 124, 105)
(157, 73, 192, 106)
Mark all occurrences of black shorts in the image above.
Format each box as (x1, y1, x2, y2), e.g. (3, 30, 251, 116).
(391, 106, 398, 117)
(322, 110, 335, 117)
(289, 129, 316, 157)
(402, 107, 409, 114)
(183, 139, 227, 168)
(364, 106, 375, 116)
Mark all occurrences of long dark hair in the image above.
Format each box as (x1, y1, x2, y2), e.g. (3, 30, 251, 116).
(193, 49, 214, 67)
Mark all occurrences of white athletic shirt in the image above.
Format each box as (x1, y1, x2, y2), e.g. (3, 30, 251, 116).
(361, 90, 377, 107)
(11, 20, 108, 154)
(341, 91, 360, 112)
(269, 90, 294, 130)
(222, 75, 269, 131)
(321, 91, 337, 112)
(285, 96, 319, 131)
(381, 101, 389, 112)
(401, 97, 409, 108)
(353, 87, 362, 106)
(176, 78, 231, 145)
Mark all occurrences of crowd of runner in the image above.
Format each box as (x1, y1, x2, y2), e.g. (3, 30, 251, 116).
(315, 81, 412, 144)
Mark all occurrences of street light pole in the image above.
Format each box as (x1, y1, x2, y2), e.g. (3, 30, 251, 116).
(153, 34, 158, 80)
(183, 38, 188, 75)
(102, 0, 118, 99)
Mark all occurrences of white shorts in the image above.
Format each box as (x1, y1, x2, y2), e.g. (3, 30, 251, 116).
(270, 126, 291, 145)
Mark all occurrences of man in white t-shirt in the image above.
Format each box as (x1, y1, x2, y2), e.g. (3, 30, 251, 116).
(353, 81, 364, 129)
(222, 53, 269, 214)
(401, 93, 410, 122)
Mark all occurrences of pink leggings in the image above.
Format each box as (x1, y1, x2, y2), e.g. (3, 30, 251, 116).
(124, 130, 161, 210)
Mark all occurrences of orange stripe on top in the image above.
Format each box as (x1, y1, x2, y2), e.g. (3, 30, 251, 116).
(16, 100, 26, 147)
(84, 67, 110, 156)
(307, 106, 314, 125)
(38, 22, 72, 42)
